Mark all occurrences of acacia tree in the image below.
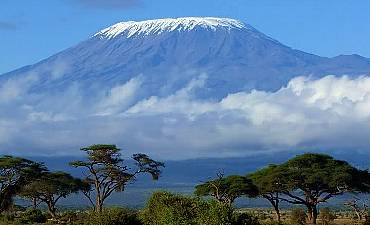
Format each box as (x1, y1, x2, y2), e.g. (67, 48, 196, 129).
(277, 153, 370, 224)
(0, 156, 45, 212)
(21, 172, 88, 218)
(195, 172, 258, 206)
(249, 164, 286, 222)
(70, 144, 164, 212)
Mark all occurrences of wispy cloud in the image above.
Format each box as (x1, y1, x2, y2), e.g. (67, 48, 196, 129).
(0, 21, 19, 31)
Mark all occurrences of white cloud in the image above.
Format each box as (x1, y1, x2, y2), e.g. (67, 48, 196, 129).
(1, 74, 370, 159)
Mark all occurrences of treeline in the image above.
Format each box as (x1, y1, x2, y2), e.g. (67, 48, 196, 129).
(0, 145, 164, 220)
(0, 145, 370, 225)
(195, 153, 370, 224)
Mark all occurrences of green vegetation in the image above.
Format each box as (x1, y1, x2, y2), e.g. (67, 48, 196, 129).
(0, 149, 369, 225)
(20, 171, 87, 218)
(195, 173, 258, 205)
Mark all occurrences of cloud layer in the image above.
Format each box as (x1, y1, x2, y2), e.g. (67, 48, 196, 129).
(1, 73, 370, 159)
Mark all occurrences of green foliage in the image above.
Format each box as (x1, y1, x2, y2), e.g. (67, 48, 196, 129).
(282, 153, 370, 195)
(20, 171, 86, 218)
(58, 210, 87, 225)
(0, 212, 15, 223)
(248, 164, 285, 195)
(195, 175, 258, 205)
(140, 191, 236, 225)
(290, 208, 306, 225)
(0, 156, 46, 212)
(17, 209, 46, 224)
(196, 200, 234, 225)
(233, 212, 261, 225)
(319, 207, 336, 225)
(84, 207, 143, 225)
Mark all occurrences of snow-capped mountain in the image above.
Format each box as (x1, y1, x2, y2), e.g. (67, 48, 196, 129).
(3, 17, 370, 99)
(2, 17, 370, 159)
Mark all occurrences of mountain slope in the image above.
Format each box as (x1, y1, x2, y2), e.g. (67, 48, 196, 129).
(2, 17, 370, 99)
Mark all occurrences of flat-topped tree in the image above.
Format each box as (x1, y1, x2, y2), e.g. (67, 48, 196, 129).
(195, 172, 258, 206)
(70, 144, 164, 212)
(20, 172, 88, 218)
(248, 164, 287, 222)
(278, 153, 370, 224)
(0, 156, 45, 212)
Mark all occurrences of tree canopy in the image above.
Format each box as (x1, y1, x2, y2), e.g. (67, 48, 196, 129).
(250, 153, 370, 224)
(248, 164, 286, 222)
(0, 156, 45, 212)
(195, 174, 258, 205)
(20, 172, 87, 218)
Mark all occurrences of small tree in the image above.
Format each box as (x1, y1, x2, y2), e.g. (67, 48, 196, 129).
(0, 156, 45, 212)
(70, 144, 164, 212)
(343, 196, 368, 221)
(20, 172, 87, 218)
(248, 164, 286, 222)
(195, 172, 258, 206)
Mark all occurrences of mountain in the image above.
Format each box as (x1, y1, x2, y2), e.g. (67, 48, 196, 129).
(2, 17, 370, 99)
(1, 17, 370, 159)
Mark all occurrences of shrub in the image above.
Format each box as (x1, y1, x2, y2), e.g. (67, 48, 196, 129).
(233, 212, 261, 225)
(0, 212, 15, 223)
(196, 200, 234, 225)
(363, 211, 370, 225)
(319, 207, 336, 225)
(140, 191, 236, 225)
(290, 208, 306, 225)
(84, 207, 142, 225)
(58, 210, 88, 225)
(17, 209, 47, 224)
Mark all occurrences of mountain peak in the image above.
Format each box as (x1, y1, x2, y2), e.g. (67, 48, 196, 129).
(93, 17, 248, 39)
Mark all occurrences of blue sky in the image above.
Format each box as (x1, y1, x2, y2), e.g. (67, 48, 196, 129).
(0, 0, 370, 74)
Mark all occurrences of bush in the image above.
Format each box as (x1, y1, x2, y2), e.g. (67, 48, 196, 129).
(233, 212, 261, 225)
(363, 211, 370, 225)
(59, 210, 87, 225)
(0, 212, 15, 223)
(17, 209, 47, 224)
(140, 191, 237, 225)
(84, 207, 142, 225)
(319, 207, 336, 225)
(290, 208, 306, 225)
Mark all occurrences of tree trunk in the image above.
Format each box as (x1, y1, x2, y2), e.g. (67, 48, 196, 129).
(274, 206, 281, 223)
(47, 202, 57, 219)
(311, 205, 318, 224)
(307, 205, 313, 223)
(32, 198, 37, 209)
(95, 197, 103, 213)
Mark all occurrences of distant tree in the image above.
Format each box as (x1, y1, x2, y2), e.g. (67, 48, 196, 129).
(276, 153, 370, 224)
(343, 195, 368, 221)
(20, 172, 87, 218)
(0, 156, 45, 212)
(249, 164, 286, 222)
(70, 144, 164, 212)
(195, 172, 258, 206)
